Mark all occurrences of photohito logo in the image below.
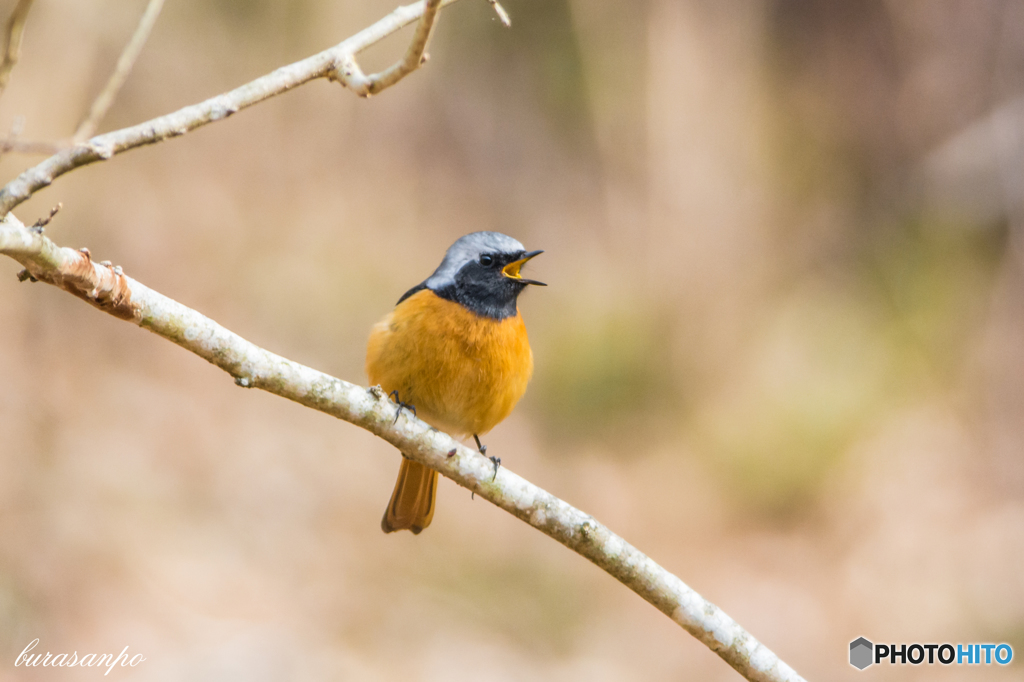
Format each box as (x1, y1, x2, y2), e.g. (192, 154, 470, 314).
(849, 637, 1013, 670)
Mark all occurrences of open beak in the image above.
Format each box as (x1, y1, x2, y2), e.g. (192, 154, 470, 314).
(502, 250, 546, 286)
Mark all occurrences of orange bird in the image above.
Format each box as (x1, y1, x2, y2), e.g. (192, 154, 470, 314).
(367, 232, 544, 534)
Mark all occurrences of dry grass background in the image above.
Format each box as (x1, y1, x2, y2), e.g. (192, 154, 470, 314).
(1, 0, 1023, 680)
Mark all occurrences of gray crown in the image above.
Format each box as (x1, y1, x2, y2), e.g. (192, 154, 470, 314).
(425, 231, 526, 289)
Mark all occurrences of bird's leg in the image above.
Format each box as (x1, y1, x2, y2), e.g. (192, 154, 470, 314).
(388, 390, 417, 425)
(474, 434, 501, 481)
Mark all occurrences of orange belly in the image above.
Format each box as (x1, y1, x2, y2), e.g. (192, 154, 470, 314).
(366, 289, 533, 437)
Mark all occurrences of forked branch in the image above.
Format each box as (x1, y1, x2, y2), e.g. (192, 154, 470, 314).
(332, 0, 510, 95)
(0, 0, 464, 218)
(332, 0, 442, 96)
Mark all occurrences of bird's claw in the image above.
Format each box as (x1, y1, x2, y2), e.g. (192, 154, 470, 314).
(473, 434, 499, 480)
(388, 390, 416, 425)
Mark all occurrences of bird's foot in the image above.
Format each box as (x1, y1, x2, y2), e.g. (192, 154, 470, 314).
(474, 435, 500, 480)
(471, 432, 499, 481)
(388, 390, 416, 425)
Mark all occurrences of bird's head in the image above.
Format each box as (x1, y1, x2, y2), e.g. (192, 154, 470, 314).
(423, 231, 545, 319)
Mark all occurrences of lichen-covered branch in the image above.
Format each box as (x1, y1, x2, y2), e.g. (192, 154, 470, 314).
(0, 4, 801, 678)
(1, 212, 136, 319)
(0, 215, 807, 682)
(73, 0, 166, 142)
(0, 0, 463, 218)
(0, 0, 34, 97)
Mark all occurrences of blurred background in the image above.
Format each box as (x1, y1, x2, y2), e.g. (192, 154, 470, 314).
(1, 0, 1022, 679)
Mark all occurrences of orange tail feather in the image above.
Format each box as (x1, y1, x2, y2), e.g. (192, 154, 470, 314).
(381, 456, 438, 534)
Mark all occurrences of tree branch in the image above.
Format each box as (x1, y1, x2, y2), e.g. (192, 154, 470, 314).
(0, 0, 33, 98)
(332, 0, 441, 97)
(0, 0, 463, 218)
(0, 3, 804, 678)
(0, 215, 806, 682)
(73, 0, 166, 142)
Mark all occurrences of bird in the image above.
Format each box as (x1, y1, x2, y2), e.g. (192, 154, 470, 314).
(367, 231, 545, 534)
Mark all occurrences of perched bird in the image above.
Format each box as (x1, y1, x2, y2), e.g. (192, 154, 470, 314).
(367, 232, 545, 534)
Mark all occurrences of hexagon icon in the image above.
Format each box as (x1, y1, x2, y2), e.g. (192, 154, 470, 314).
(850, 637, 873, 670)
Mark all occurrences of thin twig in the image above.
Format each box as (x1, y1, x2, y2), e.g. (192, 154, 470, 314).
(332, 0, 442, 96)
(0, 0, 34, 98)
(486, 0, 511, 27)
(29, 201, 60, 231)
(0, 214, 806, 682)
(73, 0, 166, 142)
(0, 0, 463, 218)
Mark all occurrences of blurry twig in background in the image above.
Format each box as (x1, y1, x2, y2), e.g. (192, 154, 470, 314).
(0, 137, 65, 155)
(0, 214, 807, 682)
(332, 0, 442, 97)
(0, 116, 64, 161)
(0, 0, 34, 98)
(73, 0, 166, 142)
(0, 0, 464, 218)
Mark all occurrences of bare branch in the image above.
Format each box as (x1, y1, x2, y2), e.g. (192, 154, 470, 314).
(332, 0, 442, 97)
(0, 0, 463, 218)
(0, 0, 34, 98)
(0, 214, 807, 682)
(73, 0, 166, 142)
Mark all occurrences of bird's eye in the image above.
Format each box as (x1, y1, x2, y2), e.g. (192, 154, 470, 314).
(479, 254, 494, 266)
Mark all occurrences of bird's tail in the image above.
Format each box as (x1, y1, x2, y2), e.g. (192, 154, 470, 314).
(381, 456, 437, 534)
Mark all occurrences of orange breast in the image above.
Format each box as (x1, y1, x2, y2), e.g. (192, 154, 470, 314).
(366, 289, 534, 437)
